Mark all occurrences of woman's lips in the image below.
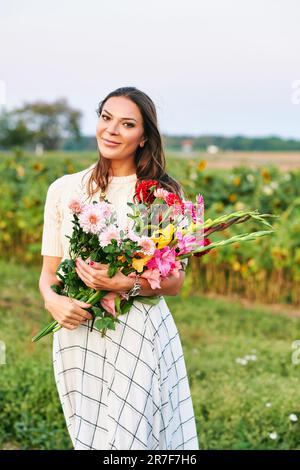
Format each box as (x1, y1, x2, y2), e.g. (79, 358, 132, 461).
(102, 138, 121, 147)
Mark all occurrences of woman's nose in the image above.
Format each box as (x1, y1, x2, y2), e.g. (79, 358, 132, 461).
(106, 121, 120, 133)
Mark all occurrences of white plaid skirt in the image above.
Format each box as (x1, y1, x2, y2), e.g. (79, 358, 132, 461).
(52, 296, 199, 450)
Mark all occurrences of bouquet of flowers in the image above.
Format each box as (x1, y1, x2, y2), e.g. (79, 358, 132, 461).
(32, 179, 276, 342)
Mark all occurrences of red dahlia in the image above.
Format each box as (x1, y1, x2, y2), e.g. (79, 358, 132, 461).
(135, 180, 160, 204)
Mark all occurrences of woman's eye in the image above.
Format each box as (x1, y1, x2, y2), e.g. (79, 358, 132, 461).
(101, 115, 134, 127)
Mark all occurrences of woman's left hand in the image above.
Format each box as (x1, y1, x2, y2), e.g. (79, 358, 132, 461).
(75, 257, 134, 293)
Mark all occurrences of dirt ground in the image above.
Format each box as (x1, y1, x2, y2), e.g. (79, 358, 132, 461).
(177, 151, 300, 171)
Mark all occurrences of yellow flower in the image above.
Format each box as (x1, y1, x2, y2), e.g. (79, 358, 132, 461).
(16, 165, 25, 178)
(151, 223, 174, 249)
(261, 169, 271, 182)
(235, 201, 245, 211)
(232, 261, 241, 271)
(132, 255, 152, 273)
(228, 194, 237, 202)
(197, 160, 207, 171)
(33, 162, 44, 171)
(233, 176, 241, 186)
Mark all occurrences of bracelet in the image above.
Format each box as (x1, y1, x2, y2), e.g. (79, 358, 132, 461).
(121, 273, 142, 300)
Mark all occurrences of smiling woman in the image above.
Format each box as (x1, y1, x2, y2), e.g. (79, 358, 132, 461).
(39, 86, 198, 450)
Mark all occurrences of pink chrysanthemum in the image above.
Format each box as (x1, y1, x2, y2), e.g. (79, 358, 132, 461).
(138, 236, 156, 255)
(99, 225, 121, 247)
(100, 201, 114, 219)
(78, 204, 106, 234)
(154, 188, 170, 200)
(125, 228, 141, 243)
(68, 198, 84, 214)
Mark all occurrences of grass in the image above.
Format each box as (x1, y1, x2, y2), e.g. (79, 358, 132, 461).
(1, 260, 300, 449)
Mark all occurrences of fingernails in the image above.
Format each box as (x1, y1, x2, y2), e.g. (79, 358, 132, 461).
(90, 261, 94, 266)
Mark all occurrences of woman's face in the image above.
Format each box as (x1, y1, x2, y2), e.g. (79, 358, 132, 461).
(96, 96, 147, 163)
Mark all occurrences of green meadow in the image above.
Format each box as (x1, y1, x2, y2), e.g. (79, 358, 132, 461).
(1, 260, 300, 450)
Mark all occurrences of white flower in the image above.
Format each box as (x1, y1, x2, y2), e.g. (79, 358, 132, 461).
(235, 357, 248, 365)
(262, 185, 273, 196)
(246, 174, 255, 182)
(245, 354, 257, 361)
(269, 432, 278, 440)
(289, 413, 298, 422)
(266, 402, 272, 408)
(270, 181, 278, 190)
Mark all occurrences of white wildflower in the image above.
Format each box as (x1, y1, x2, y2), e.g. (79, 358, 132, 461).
(270, 181, 278, 190)
(262, 185, 273, 196)
(269, 432, 278, 440)
(289, 413, 298, 422)
(235, 357, 248, 365)
(245, 354, 257, 361)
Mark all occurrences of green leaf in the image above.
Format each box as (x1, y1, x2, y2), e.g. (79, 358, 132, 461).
(134, 295, 162, 305)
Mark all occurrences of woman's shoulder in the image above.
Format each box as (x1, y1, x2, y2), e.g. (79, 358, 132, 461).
(47, 163, 95, 193)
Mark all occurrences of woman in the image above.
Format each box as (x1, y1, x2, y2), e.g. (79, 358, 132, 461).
(39, 86, 199, 450)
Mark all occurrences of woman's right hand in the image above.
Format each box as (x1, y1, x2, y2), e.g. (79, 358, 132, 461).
(44, 293, 93, 330)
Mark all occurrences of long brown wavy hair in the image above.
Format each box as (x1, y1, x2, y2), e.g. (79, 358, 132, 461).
(85, 87, 185, 202)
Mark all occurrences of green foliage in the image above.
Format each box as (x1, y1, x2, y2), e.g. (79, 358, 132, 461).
(0, 151, 299, 305)
(0, 99, 82, 151)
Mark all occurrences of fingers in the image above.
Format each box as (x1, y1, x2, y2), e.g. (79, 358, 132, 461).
(71, 301, 93, 320)
(59, 312, 91, 330)
(72, 299, 92, 308)
(62, 298, 93, 326)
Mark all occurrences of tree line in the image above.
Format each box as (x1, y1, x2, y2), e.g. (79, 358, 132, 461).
(1, 98, 300, 152)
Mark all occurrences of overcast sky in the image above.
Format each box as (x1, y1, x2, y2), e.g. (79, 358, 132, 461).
(1, 0, 300, 138)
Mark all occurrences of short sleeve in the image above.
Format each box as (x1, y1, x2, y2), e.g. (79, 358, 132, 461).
(41, 177, 65, 257)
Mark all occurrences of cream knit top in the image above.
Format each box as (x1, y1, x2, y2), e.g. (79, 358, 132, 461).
(41, 162, 138, 261)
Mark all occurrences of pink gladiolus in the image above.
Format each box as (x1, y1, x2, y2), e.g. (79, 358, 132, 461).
(146, 246, 177, 277)
(175, 231, 197, 255)
(140, 268, 162, 289)
(183, 201, 197, 223)
(100, 291, 117, 317)
(169, 260, 182, 278)
(196, 193, 204, 206)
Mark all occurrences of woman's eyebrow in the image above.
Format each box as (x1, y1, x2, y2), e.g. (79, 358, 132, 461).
(103, 108, 137, 122)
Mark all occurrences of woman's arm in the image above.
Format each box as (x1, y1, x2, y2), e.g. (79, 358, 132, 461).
(136, 270, 186, 297)
(39, 256, 62, 304)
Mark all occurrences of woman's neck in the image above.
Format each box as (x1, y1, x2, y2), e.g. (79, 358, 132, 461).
(108, 162, 136, 177)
